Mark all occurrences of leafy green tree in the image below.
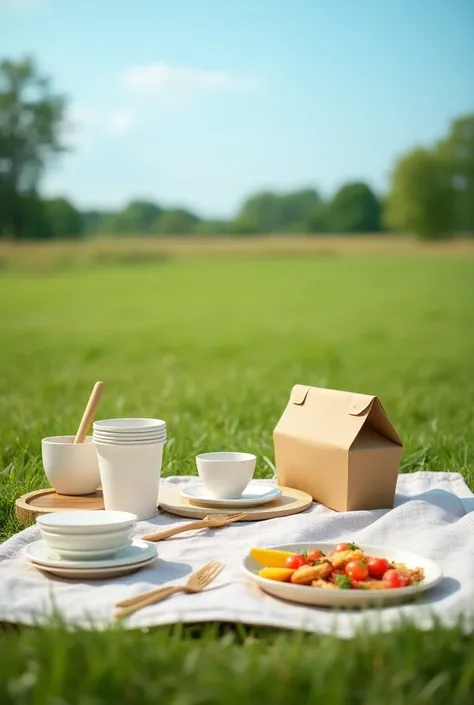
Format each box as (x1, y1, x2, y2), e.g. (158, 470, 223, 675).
(384, 148, 455, 240)
(278, 189, 321, 231)
(44, 198, 84, 238)
(326, 182, 381, 233)
(233, 191, 281, 233)
(104, 200, 163, 234)
(194, 219, 230, 235)
(152, 208, 199, 235)
(306, 202, 330, 233)
(437, 114, 474, 232)
(83, 210, 104, 234)
(233, 188, 322, 233)
(0, 57, 67, 238)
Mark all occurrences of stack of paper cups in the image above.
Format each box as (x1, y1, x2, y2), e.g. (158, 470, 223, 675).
(93, 418, 166, 520)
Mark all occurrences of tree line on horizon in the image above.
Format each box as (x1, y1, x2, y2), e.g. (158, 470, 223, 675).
(77, 181, 382, 238)
(1, 57, 473, 241)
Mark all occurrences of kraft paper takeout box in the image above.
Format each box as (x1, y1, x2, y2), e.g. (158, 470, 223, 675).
(273, 385, 403, 512)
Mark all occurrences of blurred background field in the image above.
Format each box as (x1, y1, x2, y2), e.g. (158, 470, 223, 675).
(1, 235, 474, 273)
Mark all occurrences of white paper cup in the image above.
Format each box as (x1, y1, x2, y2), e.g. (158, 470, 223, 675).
(95, 442, 164, 520)
(42, 436, 100, 495)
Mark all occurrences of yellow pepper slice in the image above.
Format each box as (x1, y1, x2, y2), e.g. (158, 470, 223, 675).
(250, 547, 297, 568)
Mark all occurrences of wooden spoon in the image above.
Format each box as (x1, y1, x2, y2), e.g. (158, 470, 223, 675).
(73, 381, 104, 444)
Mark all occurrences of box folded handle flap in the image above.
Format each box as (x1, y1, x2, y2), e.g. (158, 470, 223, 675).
(370, 399, 403, 445)
(348, 395, 375, 416)
(291, 385, 310, 405)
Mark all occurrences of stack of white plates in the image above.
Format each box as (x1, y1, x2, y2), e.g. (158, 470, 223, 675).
(92, 418, 167, 445)
(26, 510, 157, 579)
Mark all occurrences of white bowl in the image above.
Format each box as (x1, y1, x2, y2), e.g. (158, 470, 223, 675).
(93, 418, 166, 432)
(39, 526, 133, 551)
(36, 509, 137, 534)
(49, 544, 131, 561)
(42, 436, 100, 496)
(196, 452, 256, 499)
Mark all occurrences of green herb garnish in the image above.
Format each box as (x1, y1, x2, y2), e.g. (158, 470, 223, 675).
(334, 574, 351, 590)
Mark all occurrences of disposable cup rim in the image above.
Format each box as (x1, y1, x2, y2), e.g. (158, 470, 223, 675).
(93, 418, 166, 431)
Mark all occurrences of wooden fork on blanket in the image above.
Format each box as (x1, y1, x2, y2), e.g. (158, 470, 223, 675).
(115, 560, 224, 620)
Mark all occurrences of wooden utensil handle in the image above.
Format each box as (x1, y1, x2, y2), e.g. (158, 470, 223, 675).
(115, 586, 185, 618)
(116, 584, 182, 609)
(74, 381, 104, 444)
(141, 519, 212, 542)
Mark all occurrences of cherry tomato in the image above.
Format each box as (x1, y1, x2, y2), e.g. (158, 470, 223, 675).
(345, 560, 369, 582)
(306, 549, 324, 563)
(367, 557, 390, 580)
(335, 543, 349, 552)
(335, 542, 359, 552)
(382, 569, 409, 589)
(285, 554, 306, 570)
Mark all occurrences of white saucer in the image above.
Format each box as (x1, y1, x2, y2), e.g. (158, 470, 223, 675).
(181, 482, 281, 508)
(30, 555, 157, 580)
(23, 538, 156, 570)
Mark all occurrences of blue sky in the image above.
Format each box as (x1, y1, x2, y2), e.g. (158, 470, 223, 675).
(2, 0, 474, 217)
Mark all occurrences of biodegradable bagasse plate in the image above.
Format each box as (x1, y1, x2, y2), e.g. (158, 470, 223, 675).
(23, 538, 156, 569)
(241, 542, 443, 608)
(181, 482, 282, 508)
(29, 555, 157, 580)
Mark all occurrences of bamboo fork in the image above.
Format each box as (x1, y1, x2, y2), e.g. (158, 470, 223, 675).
(115, 560, 224, 620)
(140, 512, 247, 542)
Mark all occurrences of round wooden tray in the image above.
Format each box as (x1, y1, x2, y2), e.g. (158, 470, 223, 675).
(158, 484, 313, 521)
(15, 484, 314, 525)
(15, 488, 104, 525)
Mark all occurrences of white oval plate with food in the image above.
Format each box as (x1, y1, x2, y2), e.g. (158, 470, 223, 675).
(241, 543, 443, 608)
(181, 482, 281, 508)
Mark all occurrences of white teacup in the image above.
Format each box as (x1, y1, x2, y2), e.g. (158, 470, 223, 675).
(42, 436, 100, 495)
(196, 452, 256, 499)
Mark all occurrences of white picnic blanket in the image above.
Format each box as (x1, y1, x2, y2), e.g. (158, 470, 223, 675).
(0, 471, 473, 638)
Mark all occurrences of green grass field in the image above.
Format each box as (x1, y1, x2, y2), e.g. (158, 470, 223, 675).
(1, 250, 474, 704)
